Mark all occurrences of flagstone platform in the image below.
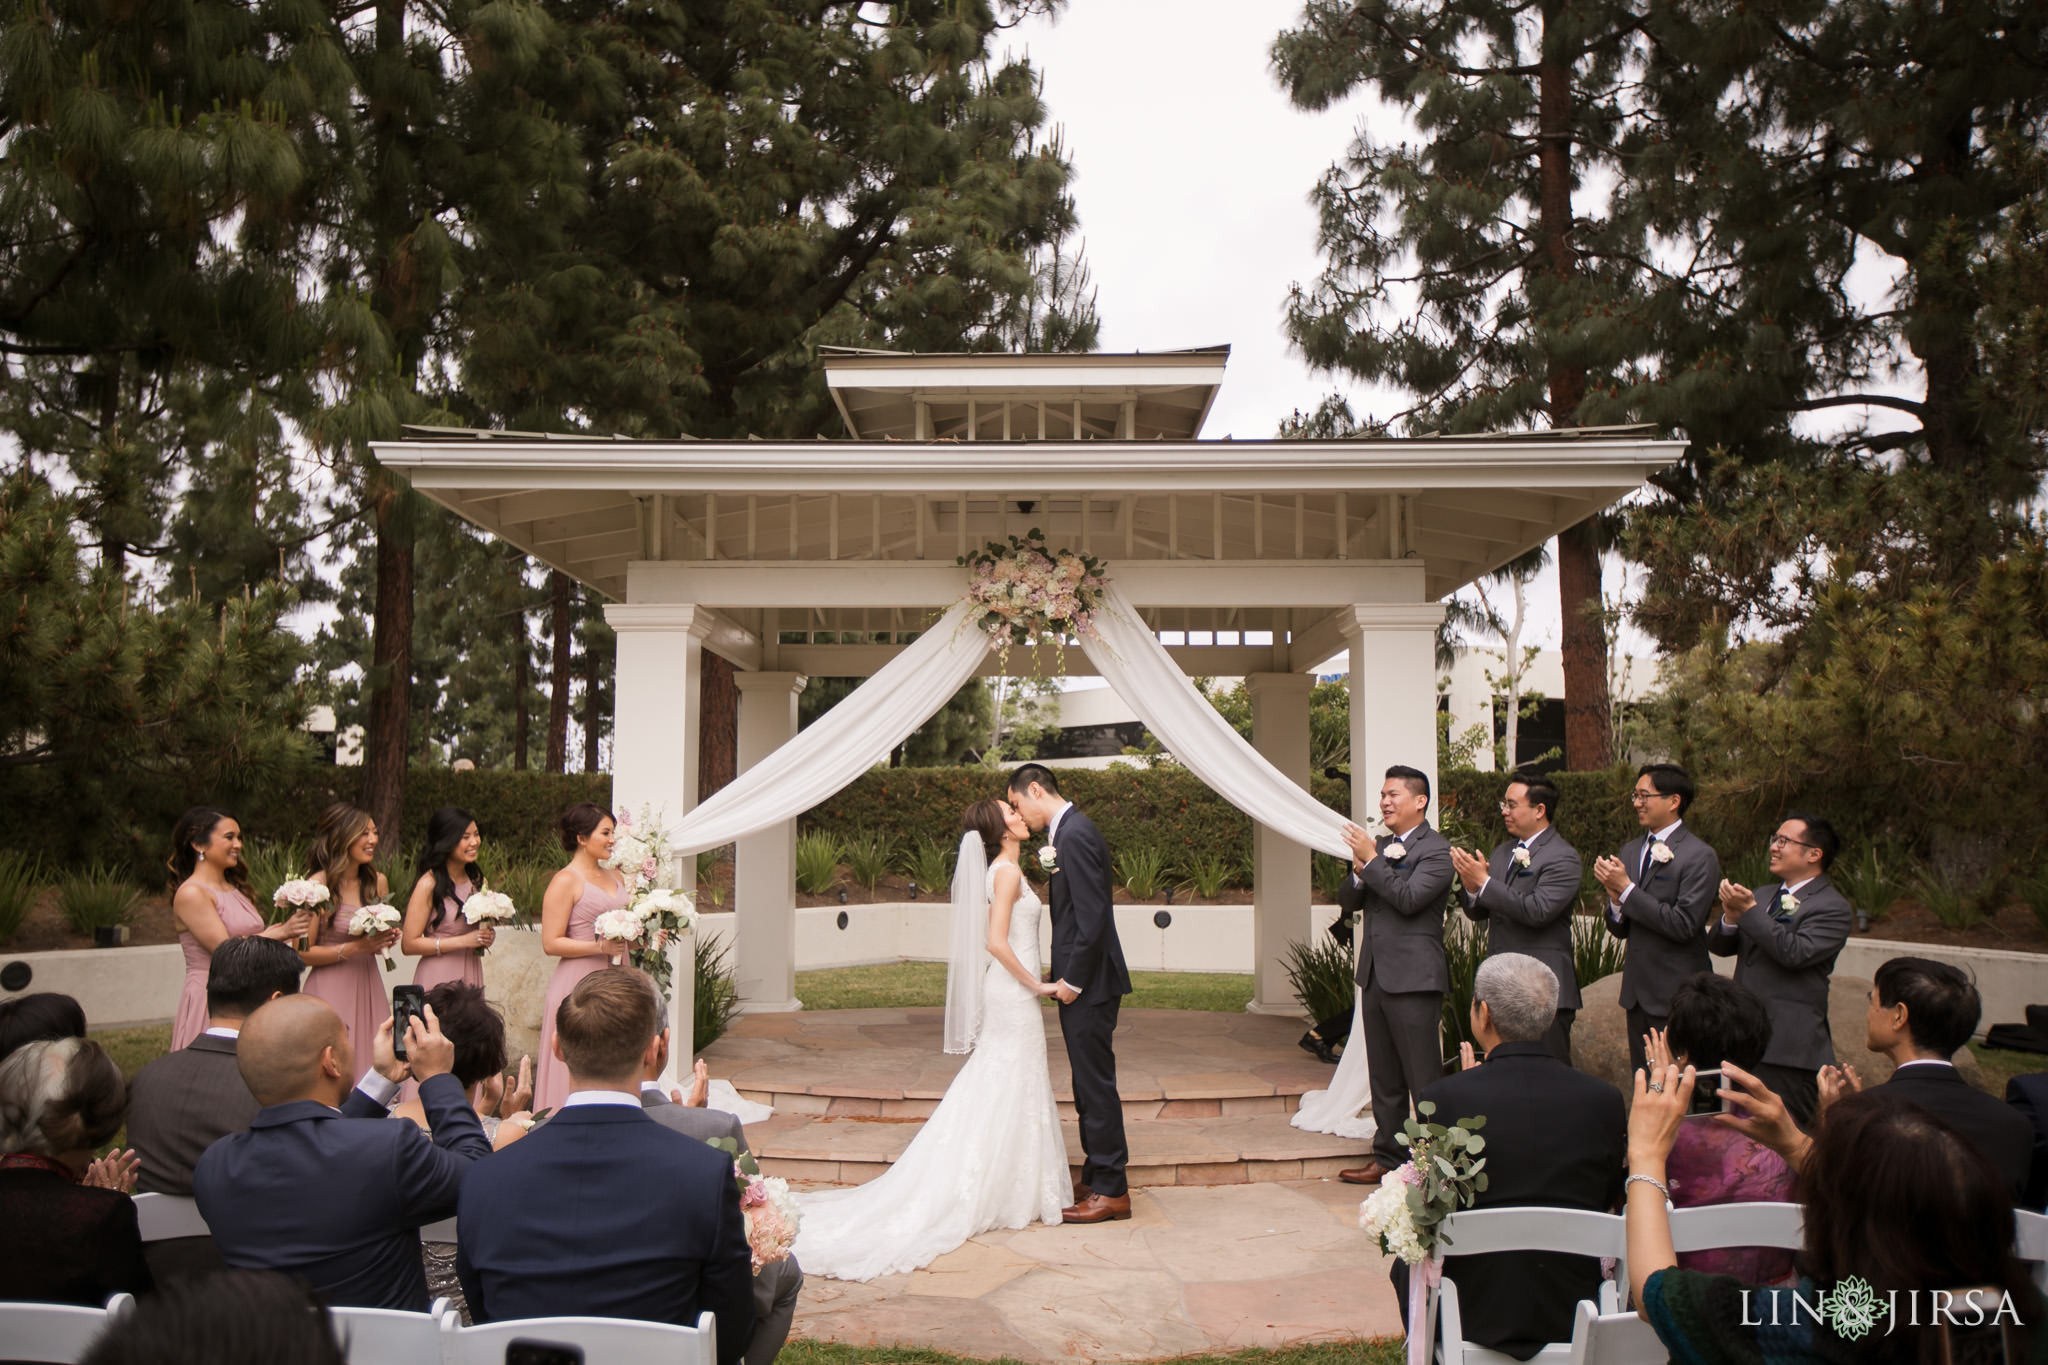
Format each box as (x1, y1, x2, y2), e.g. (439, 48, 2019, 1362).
(701, 1007, 1374, 1186)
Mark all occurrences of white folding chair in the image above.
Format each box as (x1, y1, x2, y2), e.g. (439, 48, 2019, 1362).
(0, 1293, 132, 1364)
(329, 1298, 449, 1365)
(2015, 1209, 2048, 1300)
(442, 1310, 717, 1365)
(1667, 1201, 1803, 1255)
(1431, 1208, 1628, 1365)
(130, 1192, 210, 1242)
(1563, 1298, 1666, 1365)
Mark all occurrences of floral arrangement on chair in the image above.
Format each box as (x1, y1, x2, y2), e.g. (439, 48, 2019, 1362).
(600, 806, 700, 993)
(958, 529, 1107, 672)
(1358, 1101, 1489, 1365)
(706, 1136, 802, 1272)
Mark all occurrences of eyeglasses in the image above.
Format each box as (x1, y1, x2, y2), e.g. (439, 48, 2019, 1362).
(1629, 790, 1672, 806)
(1498, 801, 1526, 812)
(1767, 834, 1818, 851)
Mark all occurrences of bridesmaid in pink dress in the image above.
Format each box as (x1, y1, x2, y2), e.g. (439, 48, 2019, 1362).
(402, 806, 495, 991)
(297, 803, 399, 1075)
(533, 802, 636, 1113)
(168, 807, 316, 1050)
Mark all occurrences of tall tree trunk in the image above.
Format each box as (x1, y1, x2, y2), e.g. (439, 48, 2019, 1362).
(512, 616, 529, 771)
(698, 650, 738, 800)
(582, 619, 602, 772)
(1539, 4, 1613, 771)
(546, 570, 571, 773)
(359, 483, 414, 835)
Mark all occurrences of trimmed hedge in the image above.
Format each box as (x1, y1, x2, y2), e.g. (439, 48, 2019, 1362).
(242, 770, 612, 864)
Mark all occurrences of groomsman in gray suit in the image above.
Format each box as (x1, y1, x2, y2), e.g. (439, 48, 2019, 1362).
(1337, 765, 1455, 1185)
(1452, 776, 1584, 1063)
(1593, 763, 1721, 1077)
(1711, 813, 1853, 1126)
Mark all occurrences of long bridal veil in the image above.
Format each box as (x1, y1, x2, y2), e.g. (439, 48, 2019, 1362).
(943, 831, 989, 1055)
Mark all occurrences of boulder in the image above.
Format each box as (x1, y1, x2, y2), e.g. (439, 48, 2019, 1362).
(482, 927, 552, 1066)
(1568, 972, 1983, 1095)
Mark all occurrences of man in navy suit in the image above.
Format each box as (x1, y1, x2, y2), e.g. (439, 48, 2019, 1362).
(457, 968, 755, 1365)
(193, 993, 489, 1310)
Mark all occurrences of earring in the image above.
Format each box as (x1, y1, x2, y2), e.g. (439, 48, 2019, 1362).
(197, 850, 205, 864)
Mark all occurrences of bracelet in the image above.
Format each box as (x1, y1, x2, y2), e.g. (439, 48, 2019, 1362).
(1624, 1173, 1670, 1202)
(435, 938, 442, 956)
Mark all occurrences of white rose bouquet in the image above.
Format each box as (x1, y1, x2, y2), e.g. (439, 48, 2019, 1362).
(272, 879, 329, 950)
(1357, 1102, 1489, 1365)
(593, 907, 646, 964)
(462, 890, 518, 949)
(707, 1138, 802, 1272)
(348, 904, 403, 971)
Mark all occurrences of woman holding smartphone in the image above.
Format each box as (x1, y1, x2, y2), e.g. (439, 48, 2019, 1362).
(402, 807, 494, 991)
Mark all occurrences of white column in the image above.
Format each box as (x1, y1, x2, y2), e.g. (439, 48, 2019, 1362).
(1344, 603, 1448, 825)
(602, 603, 709, 882)
(733, 671, 806, 1013)
(1248, 672, 1314, 1015)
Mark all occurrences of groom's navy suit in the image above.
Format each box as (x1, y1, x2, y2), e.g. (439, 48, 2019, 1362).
(1046, 804, 1132, 1198)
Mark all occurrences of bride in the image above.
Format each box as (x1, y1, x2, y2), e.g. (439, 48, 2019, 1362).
(791, 798, 1069, 1281)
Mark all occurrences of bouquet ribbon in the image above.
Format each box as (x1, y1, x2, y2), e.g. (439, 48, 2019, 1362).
(1407, 1250, 1443, 1365)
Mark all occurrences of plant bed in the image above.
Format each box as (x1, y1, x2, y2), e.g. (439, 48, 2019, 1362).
(1852, 899, 2048, 954)
(3, 888, 179, 953)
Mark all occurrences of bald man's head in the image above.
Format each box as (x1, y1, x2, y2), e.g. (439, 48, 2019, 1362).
(238, 994, 351, 1106)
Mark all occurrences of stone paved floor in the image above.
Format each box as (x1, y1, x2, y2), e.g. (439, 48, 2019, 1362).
(791, 1179, 1404, 1362)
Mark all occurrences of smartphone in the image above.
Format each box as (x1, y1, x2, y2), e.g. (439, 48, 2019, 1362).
(504, 1341, 583, 1365)
(1682, 1067, 1736, 1117)
(390, 984, 426, 1061)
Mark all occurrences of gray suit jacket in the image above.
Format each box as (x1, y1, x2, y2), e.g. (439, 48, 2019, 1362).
(128, 1033, 258, 1197)
(1461, 828, 1585, 1010)
(1708, 874, 1852, 1071)
(640, 1088, 751, 1155)
(1340, 822, 1454, 994)
(1603, 823, 1721, 1013)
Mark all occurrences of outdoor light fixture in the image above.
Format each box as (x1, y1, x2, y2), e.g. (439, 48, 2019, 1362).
(907, 882, 918, 900)
(838, 889, 849, 904)
(1854, 908, 1872, 933)
(1162, 884, 1175, 905)
(836, 911, 849, 930)
(1153, 910, 1172, 929)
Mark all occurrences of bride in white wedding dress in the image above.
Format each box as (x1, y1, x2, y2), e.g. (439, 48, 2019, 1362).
(792, 799, 1070, 1281)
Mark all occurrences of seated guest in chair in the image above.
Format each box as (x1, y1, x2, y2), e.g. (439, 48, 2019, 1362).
(193, 994, 488, 1310)
(1651, 973, 1795, 1284)
(1819, 955, 2036, 1201)
(387, 982, 531, 1151)
(0, 992, 88, 1065)
(2011, 1071, 2048, 1212)
(0, 1037, 153, 1305)
(1627, 1076, 2044, 1365)
(79, 1269, 347, 1365)
(1708, 813, 1852, 1127)
(458, 968, 756, 1365)
(1390, 953, 1626, 1361)
(636, 975, 802, 1365)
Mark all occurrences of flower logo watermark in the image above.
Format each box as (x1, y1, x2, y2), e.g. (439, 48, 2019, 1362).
(1825, 1276, 1883, 1341)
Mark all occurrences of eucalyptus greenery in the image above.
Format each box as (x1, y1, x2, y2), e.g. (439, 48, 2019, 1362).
(1391, 1101, 1490, 1254)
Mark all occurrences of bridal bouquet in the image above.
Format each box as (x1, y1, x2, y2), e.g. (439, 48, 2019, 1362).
(462, 889, 518, 948)
(707, 1137, 801, 1272)
(1358, 1102, 1489, 1365)
(958, 529, 1107, 669)
(598, 807, 698, 994)
(604, 806, 662, 890)
(348, 904, 403, 972)
(593, 907, 646, 963)
(272, 879, 329, 949)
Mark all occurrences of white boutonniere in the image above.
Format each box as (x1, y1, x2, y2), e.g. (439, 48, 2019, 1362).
(1383, 841, 1407, 862)
(1038, 845, 1058, 873)
(1511, 846, 1532, 869)
(1780, 892, 1800, 916)
(1649, 842, 1674, 865)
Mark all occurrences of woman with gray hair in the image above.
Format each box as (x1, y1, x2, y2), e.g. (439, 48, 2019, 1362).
(0, 1037, 153, 1304)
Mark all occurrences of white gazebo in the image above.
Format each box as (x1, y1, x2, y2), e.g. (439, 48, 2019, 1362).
(375, 345, 1680, 1015)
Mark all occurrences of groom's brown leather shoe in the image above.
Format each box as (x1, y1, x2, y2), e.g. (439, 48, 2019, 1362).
(1338, 1161, 1392, 1185)
(1062, 1192, 1132, 1223)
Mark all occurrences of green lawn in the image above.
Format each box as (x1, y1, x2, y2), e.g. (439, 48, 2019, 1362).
(795, 962, 1254, 1012)
(93, 1023, 172, 1081)
(781, 1341, 1403, 1365)
(1968, 1041, 2047, 1096)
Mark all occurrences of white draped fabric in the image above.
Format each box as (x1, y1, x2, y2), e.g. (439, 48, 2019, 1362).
(1289, 988, 1377, 1140)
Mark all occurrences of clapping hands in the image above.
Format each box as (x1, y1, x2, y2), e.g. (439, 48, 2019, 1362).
(82, 1148, 140, 1193)
(1449, 846, 1489, 894)
(1591, 855, 1631, 898)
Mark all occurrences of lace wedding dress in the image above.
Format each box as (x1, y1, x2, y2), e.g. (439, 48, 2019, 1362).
(791, 861, 1069, 1281)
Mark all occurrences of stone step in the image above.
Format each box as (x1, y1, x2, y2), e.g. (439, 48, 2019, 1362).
(736, 1086, 1302, 1123)
(749, 1109, 1369, 1188)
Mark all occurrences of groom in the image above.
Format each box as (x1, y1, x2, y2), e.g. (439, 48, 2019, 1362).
(1008, 763, 1133, 1223)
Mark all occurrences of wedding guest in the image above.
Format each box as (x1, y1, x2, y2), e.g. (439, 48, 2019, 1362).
(1653, 973, 1795, 1284)
(79, 1270, 346, 1365)
(402, 806, 493, 990)
(533, 802, 635, 1114)
(0, 1037, 153, 1305)
(635, 976, 802, 1365)
(1627, 1076, 2042, 1365)
(298, 803, 398, 1069)
(0, 991, 86, 1063)
(168, 806, 315, 1051)
(1818, 956, 2034, 1200)
(193, 994, 488, 1311)
(1594, 764, 1722, 1077)
(2010, 1072, 2048, 1212)
(1337, 765, 1454, 1186)
(388, 982, 531, 1150)
(457, 969, 755, 1364)
(1709, 813, 1852, 1125)
(1454, 776, 1584, 1061)
(130, 937, 305, 1196)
